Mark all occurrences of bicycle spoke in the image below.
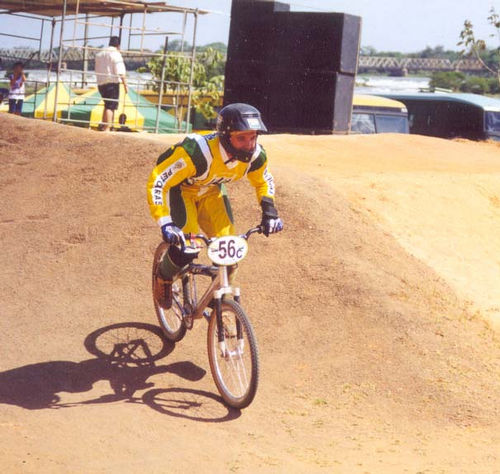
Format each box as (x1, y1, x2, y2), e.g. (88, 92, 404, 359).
(207, 300, 259, 408)
(226, 350, 247, 397)
(153, 244, 187, 342)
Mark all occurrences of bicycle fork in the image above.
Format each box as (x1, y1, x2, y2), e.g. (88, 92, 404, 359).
(214, 266, 244, 359)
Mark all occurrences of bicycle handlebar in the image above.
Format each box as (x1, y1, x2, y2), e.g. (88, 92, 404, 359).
(242, 225, 264, 240)
(181, 225, 263, 247)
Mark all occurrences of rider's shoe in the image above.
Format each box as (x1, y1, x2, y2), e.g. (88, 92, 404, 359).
(154, 274, 173, 309)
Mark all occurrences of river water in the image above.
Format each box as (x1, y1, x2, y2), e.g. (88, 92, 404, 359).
(22, 69, 430, 94)
(22, 69, 154, 89)
(355, 75, 430, 94)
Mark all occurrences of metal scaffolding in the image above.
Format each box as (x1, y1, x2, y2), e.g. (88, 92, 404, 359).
(0, 0, 209, 133)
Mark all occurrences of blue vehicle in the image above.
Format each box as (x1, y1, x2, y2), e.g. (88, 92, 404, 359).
(376, 92, 500, 141)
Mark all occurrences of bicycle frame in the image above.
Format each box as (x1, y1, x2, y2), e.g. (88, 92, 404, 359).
(176, 263, 240, 322)
(153, 227, 263, 407)
(168, 226, 261, 356)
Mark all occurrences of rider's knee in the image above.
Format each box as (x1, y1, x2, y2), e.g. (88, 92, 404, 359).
(159, 245, 197, 279)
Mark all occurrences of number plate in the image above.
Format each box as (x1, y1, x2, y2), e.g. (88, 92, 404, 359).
(207, 236, 248, 266)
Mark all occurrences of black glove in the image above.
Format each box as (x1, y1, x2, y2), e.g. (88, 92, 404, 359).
(161, 223, 184, 245)
(260, 197, 284, 237)
(261, 216, 284, 236)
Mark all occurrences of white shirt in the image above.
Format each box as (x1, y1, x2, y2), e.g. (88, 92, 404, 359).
(9, 74, 25, 100)
(95, 46, 126, 85)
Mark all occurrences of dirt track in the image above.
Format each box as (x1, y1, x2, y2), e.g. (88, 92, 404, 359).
(1, 114, 500, 472)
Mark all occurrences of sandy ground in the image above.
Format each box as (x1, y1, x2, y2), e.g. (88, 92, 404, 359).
(1, 114, 500, 473)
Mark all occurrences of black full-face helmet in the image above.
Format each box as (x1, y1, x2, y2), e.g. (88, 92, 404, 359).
(216, 103, 267, 162)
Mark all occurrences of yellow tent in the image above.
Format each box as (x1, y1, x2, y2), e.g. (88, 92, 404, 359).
(0, 82, 74, 119)
(60, 84, 190, 132)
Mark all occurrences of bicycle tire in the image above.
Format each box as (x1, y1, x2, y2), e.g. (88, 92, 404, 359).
(207, 299, 259, 409)
(152, 242, 186, 342)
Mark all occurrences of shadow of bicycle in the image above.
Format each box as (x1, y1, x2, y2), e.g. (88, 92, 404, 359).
(84, 322, 241, 421)
(0, 323, 206, 410)
(0, 322, 241, 421)
(143, 388, 241, 422)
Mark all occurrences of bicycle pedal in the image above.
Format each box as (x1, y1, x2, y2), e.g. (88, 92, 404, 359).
(202, 309, 211, 321)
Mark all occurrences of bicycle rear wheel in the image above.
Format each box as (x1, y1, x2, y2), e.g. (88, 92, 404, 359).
(152, 242, 186, 342)
(207, 299, 259, 409)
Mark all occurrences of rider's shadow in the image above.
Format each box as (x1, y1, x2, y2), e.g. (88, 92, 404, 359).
(0, 322, 206, 410)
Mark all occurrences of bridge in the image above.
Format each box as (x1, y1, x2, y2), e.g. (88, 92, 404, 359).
(0, 48, 486, 75)
(357, 56, 484, 75)
(0, 47, 153, 70)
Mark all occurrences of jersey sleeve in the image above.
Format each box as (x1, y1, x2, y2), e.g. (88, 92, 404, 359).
(146, 136, 212, 226)
(147, 144, 196, 226)
(246, 145, 276, 205)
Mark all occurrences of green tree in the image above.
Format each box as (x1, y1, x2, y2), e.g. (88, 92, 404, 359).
(375, 50, 405, 58)
(429, 71, 500, 95)
(414, 45, 460, 61)
(458, 7, 500, 85)
(160, 40, 227, 55)
(195, 47, 226, 81)
(459, 76, 490, 94)
(429, 71, 466, 91)
(138, 47, 225, 120)
(360, 45, 377, 56)
(488, 77, 500, 93)
(164, 39, 191, 52)
(198, 42, 228, 54)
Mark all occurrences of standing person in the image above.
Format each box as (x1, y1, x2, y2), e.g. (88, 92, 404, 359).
(147, 103, 284, 309)
(95, 36, 128, 131)
(8, 62, 26, 115)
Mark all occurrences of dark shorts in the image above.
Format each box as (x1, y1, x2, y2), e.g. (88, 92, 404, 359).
(98, 83, 120, 111)
(8, 99, 23, 114)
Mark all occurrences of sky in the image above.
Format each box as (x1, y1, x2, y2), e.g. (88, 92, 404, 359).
(0, 0, 499, 53)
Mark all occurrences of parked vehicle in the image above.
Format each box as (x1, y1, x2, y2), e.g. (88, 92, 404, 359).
(376, 92, 500, 141)
(350, 94, 409, 134)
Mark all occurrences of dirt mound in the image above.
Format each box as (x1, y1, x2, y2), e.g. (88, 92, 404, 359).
(1, 114, 499, 472)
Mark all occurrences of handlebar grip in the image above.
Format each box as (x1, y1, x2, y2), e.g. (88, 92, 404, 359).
(183, 233, 210, 245)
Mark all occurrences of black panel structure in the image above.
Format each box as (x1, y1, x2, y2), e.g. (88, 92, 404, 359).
(271, 12, 360, 74)
(224, 0, 361, 134)
(265, 71, 355, 134)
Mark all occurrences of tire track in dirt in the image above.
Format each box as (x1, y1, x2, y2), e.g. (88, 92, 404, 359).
(0, 114, 499, 472)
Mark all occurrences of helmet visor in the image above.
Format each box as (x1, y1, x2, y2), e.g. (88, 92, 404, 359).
(243, 113, 267, 132)
(240, 113, 267, 132)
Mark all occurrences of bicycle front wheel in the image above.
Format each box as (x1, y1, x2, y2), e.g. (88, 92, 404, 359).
(207, 299, 259, 409)
(152, 242, 186, 342)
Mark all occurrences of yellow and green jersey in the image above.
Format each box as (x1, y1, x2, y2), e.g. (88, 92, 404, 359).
(147, 133, 276, 227)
